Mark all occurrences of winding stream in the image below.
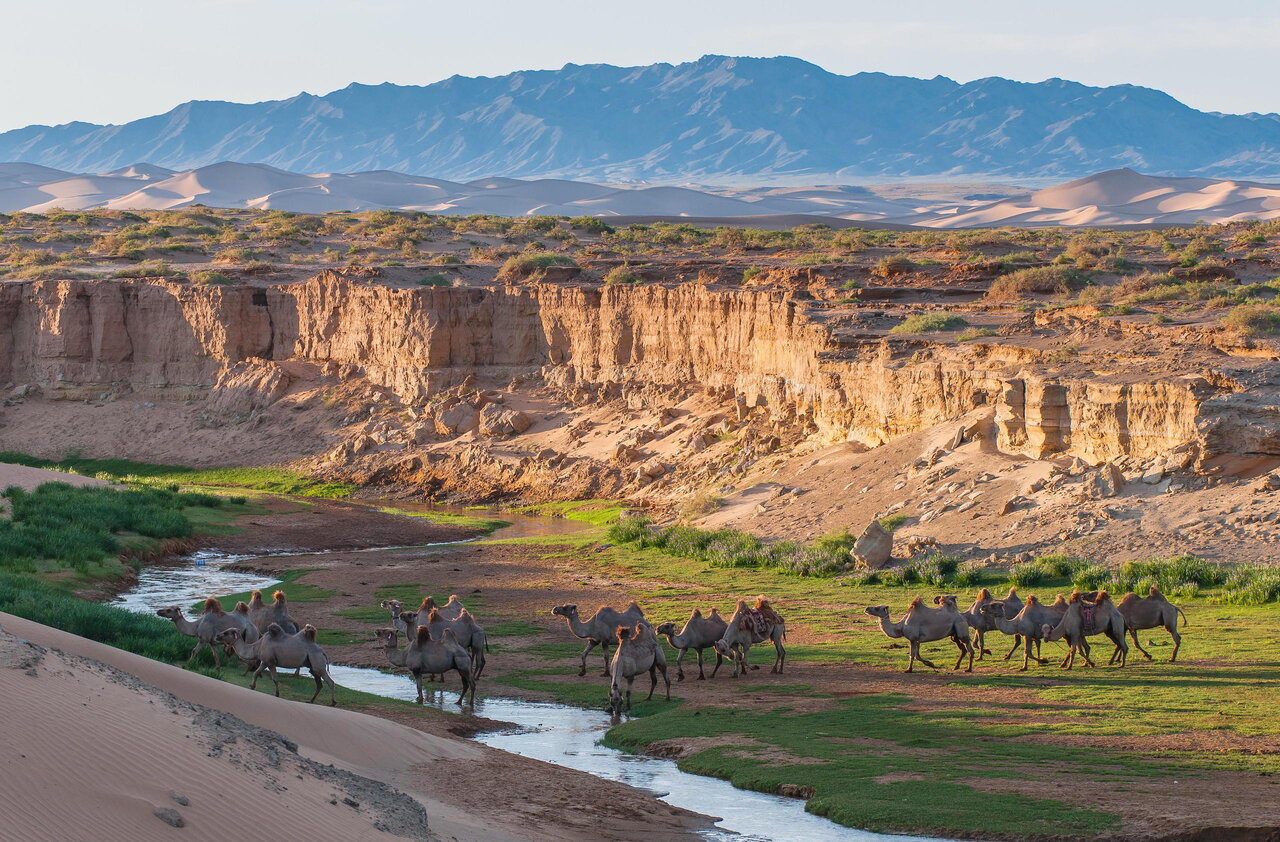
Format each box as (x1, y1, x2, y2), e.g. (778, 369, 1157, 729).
(115, 508, 951, 842)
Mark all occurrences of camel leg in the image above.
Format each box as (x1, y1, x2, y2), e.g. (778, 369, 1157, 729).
(268, 665, 282, 696)
(250, 662, 267, 691)
(645, 665, 658, 701)
(951, 636, 972, 672)
(326, 672, 337, 706)
(308, 670, 323, 704)
(1168, 626, 1182, 663)
(578, 639, 598, 677)
(660, 662, 671, 700)
(1130, 628, 1153, 661)
(1019, 638, 1032, 672)
(710, 649, 723, 678)
(601, 640, 613, 677)
(913, 641, 940, 671)
(675, 648, 687, 682)
(694, 648, 704, 681)
(411, 669, 424, 704)
(773, 636, 786, 674)
(1004, 635, 1023, 661)
(457, 666, 473, 707)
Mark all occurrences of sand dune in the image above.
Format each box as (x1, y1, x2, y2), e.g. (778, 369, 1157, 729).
(3, 162, 1280, 226)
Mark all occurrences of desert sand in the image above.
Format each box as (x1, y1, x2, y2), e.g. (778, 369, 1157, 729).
(0, 613, 706, 842)
(4, 160, 1280, 226)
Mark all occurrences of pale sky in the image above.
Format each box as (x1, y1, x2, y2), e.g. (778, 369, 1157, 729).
(1, 0, 1274, 131)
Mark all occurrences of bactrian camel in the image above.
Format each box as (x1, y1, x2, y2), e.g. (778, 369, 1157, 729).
(980, 594, 1069, 671)
(216, 623, 337, 705)
(551, 602, 645, 676)
(712, 597, 786, 678)
(962, 587, 1026, 661)
(866, 595, 973, 673)
(156, 598, 257, 667)
(397, 607, 488, 679)
(376, 626, 475, 706)
(656, 608, 727, 680)
(1042, 591, 1128, 669)
(609, 623, 670, 716)
(1113, 587, 1188, 663)
(246, 589, 299, 635)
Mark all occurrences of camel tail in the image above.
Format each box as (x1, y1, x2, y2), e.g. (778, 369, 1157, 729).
(1176, 606, 1190, 627)
(203, 597, 224, 614)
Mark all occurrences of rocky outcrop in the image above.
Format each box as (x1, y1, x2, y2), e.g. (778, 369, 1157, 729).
(0, 272, 1269, 470)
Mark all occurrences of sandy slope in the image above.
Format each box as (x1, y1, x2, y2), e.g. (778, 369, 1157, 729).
(0, 462, 108, 491)
(0, 614, 706, 842)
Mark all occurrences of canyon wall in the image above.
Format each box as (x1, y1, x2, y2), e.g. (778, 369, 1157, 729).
(0, 273, 1258, 464)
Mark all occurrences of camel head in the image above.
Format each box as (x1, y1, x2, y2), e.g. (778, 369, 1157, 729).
(156, 606, 183, 621)
(374, 628, 398, 647)
(654, 622, 677, 636)
(933, 595, 959, 611)
(398, 611, 418, 626)
(609, 683, 625, 717)
(379, 599, 402, 613)
(214, 628, 241, 645)
(979, 602, 1005, 618)
(864, 605, 891, 619)
(551, 604, 578, 619)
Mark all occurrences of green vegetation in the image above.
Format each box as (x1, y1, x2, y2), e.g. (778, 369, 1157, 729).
(417, 272, 451, 287)
(602, 264, 640, 284)
(377, 506, 511, 534)
(0, 483, 233, 580)
(957, 326, 997, 341)
(504, 499, 624, 527)
(987, 266, 1090, 300)
(0, 452, 354, 498)
(889, 313, 968, 334)
(1222, 304, 1280, 336)
(496, 252, 577, 280)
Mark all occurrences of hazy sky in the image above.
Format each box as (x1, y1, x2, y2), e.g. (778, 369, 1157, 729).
(2, 0, 1273, 131)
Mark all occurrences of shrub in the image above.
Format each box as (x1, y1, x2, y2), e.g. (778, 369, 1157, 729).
(875, 254, 914, 277)
(496, 253, 577, 280)
(878, 514, 908, 533)
(417, 273, 450, 287)
(191, 270, 232, 285)
(1009, 561, 1047, 587)
(889, 313, 968, 334)
(957, 327, 997, 341)
(742, 266, 764, 283)
(428, 253, 463, 265)
(603, 264, 640, 285)
(986, 266, 1089, 301)
(1222, 305, 1280, 337)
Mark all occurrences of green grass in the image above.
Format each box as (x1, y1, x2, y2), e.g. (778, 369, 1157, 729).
(889, 313, 968, 334)
(0, 451, 354, 498)
(198, 569, 334, 612)
(505, 499, 624, 526)
(378, 506, 510, 533)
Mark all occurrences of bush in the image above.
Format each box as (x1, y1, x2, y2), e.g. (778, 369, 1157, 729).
(957, 327, 997, 341)
(603, 264, 640, 285)
(1222, 305, 1280, 336)
(1009, 561, 1047, 587)
(878, 514, 908, 533)
(497, 253, 577, 280)
(417, 273, 450, 287)
(875, 254, 914, 277)
(986, 266, 1089, 301)
(889, 313, 968, 334)
(191, 270, 232, 285)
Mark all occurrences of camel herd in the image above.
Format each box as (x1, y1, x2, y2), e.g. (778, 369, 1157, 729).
(866, 586, 1187, 673)
(154, 582, 1185, 713)
(551, 597, 788, 714)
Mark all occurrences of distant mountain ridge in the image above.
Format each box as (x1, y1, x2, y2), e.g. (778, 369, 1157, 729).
(3, 56, 1280, 182)
(5, 161, 1280, 227)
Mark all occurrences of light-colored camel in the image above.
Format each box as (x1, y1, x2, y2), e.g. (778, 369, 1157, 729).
(866, 595, 973, 673)
(551, 602, 646, 676)
(1042, 591, 1128, 669)
(655, 608, 727, 680)
(156, 598, 257, 667)
(378, 598, 412, 637)
(980, 594, 1069, 671)
(962, 588, 1002, 660)
(375, 626, 475, 706)
(397, 607, 488, 678)
(1110, 587, 1187, 663)
(392, 594, 468, 633)
(712, 597, 786, 678)
(609, 623, 670, 716)
(246, 589, 299, 634)
(216, 623, 336, 705)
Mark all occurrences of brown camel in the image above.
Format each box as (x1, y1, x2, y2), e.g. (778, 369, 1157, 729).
(246, 589, 299, 634)
(376, 626, 475, 706)
(156, 597, 257, 667)
(980, 594, 1069, 671)
(712, 597, 785, 678)
(551, 602, 645, 676)
(608, 623, 670, 716)
(216, 624, 336, 705)
(868, 595, 973, 673)
(1042, 591, 1128, 669)
(399, 608, 488, 678)
(655, 608, 727, 680)
(1112, 587, 1188, 663)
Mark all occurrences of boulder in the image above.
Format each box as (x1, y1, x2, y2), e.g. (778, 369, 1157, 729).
(434, 402, 479, 436)
(1082, 463, 1125, 499)
(478, 404, 533, 437)
(851, 520, 893, 570)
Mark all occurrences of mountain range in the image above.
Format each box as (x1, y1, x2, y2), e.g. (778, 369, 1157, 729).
(3, 56, 1280, 182)
(5, 161, 1279, 227)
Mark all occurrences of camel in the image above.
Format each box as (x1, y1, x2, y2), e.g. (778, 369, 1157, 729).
(655, 608, 727, 680)
(608, 623, 670, 716)
(980, 594, 1070, 671)
(156, 598, 257, 667)
(392, 594, 468, 632)
(1111, 587, 1188, 663)
(375, 626, 475, 706)
(397, 608, 488, 678)
(712, 597, 786, 678)
(1042, 591, 1128, 669)
(964, 587, 1033, 662)
(551, 602, 646, 677)
(246, 589, 299, 634)
(216, 623, 337, 705)
(866, 595, 973, 673)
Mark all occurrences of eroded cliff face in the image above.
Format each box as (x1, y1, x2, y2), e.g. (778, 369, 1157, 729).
(0, 273, 1255, 472)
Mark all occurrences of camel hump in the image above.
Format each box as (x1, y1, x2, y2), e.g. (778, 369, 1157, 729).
(908, 596, 924, 608)
(627, 601, 644, 615)
(448, 594, 461, 602)
(1051, 594, 1067, 607)
(754, 595, 771, 611)
(441, 628, 458, 642)
(976, 588, 992, 600)
(690, 608, 702, 619)
(709, 608, 721, 617)
(616, 625, 632, 642)
(1006, 587, 1018, 599)
(203, 597, 224, 615)
(250, 589, 263, 602)
(427, 608, 441, 623)
(1095, 590, 1111, 604)
(234, 601, 249, 614)
(1148, 585, 1165, 598)
(1025, 594, 1040, 605)
(273, 590, 287, 604)
(416, 625, 431, 644)
(302, 625, 317, 643)
(1069, 590, 1083, 603)
(734, 598, 748, 612)
(266, 623, 285, 637)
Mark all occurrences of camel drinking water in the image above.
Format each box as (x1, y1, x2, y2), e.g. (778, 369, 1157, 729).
(712, 597, 786, 678)
(608, 622, 670, 716)
(656, 608, 727, 680)
(551, 602, 645, 676)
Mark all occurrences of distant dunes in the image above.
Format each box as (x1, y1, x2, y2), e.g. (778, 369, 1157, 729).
(2, 162, 1279, 228)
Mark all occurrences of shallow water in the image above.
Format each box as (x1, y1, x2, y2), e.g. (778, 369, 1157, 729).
(115, 506, 954, 842)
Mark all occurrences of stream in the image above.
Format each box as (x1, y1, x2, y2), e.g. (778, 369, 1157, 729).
(115, 508, 952, 842)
